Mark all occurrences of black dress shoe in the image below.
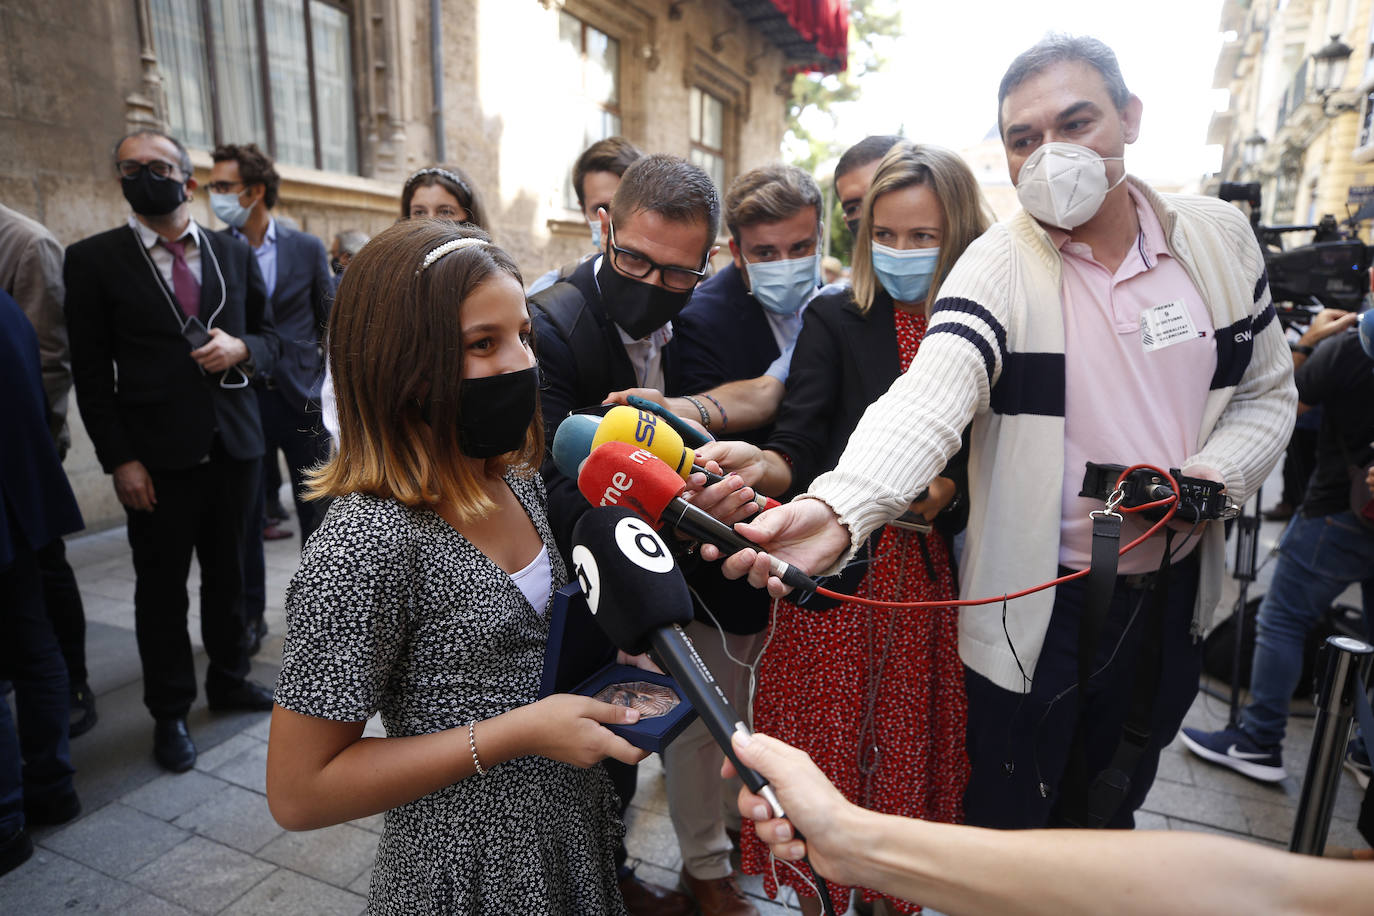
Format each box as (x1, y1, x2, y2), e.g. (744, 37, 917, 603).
(69, 682, 98, 738)
(153, 718, 197, 772)
(207, 679, 274, 712)
(618, 870, 695, 916)
(24, 789, 81, 827)
(0, 827, 33, 878)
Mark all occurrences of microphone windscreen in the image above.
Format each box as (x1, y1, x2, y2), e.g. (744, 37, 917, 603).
(577, 440, 684, 526)
(570, 506, 694, 654)
(593, 405, 693, 479)
(552, 413, 601, 479)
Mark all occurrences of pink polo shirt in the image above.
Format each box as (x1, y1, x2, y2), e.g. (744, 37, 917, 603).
(1056, 187, 1216, 574)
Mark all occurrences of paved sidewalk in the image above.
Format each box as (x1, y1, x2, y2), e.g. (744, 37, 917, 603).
(1, 470, 1367, 914)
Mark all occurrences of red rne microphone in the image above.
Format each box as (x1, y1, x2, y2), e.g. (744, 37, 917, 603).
(576, 441, 820, 595)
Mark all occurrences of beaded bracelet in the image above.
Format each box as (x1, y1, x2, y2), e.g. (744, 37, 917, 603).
(468, 721, 486, 776)
(701, 393, 728, 432)
(683, 395, 712, 430)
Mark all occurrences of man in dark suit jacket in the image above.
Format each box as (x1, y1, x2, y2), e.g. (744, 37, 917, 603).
(65, 129, 280, 773)
(0, 288, 85, 875)
(532, 154, 736, 916)
(654, 164, 821, 916)
(209, 144, 333, 653)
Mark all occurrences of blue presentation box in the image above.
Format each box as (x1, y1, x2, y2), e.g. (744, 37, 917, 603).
(538, 582, 697, 754)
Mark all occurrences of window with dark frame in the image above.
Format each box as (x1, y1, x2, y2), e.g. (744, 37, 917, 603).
(149, 0, 358, 174)
(558, 10, 621, 211)
(688, 86, 726, 192)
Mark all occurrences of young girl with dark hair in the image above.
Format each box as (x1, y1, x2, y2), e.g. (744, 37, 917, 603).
(266, 219, 642, 914)
(401, 165, 489, 228)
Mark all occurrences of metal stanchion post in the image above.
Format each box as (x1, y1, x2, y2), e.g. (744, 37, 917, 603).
(1227, 487, 1262, 727)
(1289, 635, 1374, 855)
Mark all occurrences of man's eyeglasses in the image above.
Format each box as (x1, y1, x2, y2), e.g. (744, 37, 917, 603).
(117, 159, 180, 181)
(608, 221, 708, 292)
(205, 181, 245, 194)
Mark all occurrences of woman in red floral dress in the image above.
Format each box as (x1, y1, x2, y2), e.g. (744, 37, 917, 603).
(698, 143, 993, 915)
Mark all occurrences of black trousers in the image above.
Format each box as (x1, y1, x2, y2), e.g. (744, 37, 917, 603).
(36, 537, 87, 687)
(243, 387, 332, 622)
(125, 455, 257, 719)
(963, 550, 1203, 830)
(0, 534, 74, 834)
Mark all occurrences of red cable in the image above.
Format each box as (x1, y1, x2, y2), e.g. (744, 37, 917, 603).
(808, 464, 1182, 609)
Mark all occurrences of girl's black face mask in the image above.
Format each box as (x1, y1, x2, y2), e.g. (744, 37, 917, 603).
(596, 257, 693, 340)
(121, 169, 187, 217)
(455, 366, 539, 459)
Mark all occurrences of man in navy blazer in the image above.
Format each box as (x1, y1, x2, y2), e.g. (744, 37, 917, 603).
(65, 130, 280, 773)
(209, 144, 332, 653)
(647, 164, 822, 914)
(613, 164, 823, 437)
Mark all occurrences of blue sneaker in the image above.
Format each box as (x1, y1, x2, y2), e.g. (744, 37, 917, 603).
(1179, 725, 1287, 783)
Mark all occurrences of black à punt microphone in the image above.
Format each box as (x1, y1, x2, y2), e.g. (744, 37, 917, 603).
(569, 505, 837, 916)
(569, 506, 786, 817)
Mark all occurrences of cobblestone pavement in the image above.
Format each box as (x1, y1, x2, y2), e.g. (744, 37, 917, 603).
(2, 467, 1366, 914)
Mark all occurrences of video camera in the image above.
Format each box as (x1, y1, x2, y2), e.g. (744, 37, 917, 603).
(1217, 181, 1372, 322)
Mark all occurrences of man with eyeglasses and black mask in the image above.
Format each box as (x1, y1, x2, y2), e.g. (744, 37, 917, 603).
(532, 153, 763, 916)
(607, 144, 897, 433)
(64, 129, 279, 775)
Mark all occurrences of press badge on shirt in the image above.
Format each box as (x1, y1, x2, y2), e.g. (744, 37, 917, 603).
(1139, 300, 1198, 354)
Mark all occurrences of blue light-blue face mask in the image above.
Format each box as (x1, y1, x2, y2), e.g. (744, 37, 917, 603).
(211, 192, 253, 230)
(745, 252, 820, 316)
(589, 218, 602, 250)
(871, 242, 940, 304)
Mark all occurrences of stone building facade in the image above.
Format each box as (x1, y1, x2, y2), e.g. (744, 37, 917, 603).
(1, 0, 841, 528)
(1209, 0, 1374, 231)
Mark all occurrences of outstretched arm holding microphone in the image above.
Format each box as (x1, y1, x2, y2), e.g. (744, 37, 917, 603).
(728, 730, 1374, 916)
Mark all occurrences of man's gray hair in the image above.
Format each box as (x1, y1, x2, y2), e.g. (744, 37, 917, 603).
(111, 129, 194, 180)
(335, 229, 371, 257)
(998, 34, 1131, 130)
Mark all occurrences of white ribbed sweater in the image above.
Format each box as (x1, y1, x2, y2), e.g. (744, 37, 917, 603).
(809, 180, 1297, 692)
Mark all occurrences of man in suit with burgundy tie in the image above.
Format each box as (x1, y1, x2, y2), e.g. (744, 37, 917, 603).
(64, 129, 280, 773)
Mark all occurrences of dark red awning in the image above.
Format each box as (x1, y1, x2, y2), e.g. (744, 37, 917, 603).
(728, 0, 849, 73)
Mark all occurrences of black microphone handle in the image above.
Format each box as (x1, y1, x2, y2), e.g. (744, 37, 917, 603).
(664, 497, 820, 594)
(648, 622, 836, 916)
(647, 624, 771, 799)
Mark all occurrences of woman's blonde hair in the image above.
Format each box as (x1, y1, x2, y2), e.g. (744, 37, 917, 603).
(850, 142, 993, 316)
(305, 220, 542, 523)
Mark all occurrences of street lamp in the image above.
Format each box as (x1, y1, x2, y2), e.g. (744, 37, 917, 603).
(1311, 34, 1354, 101)
(1242, 130, 1267, 171)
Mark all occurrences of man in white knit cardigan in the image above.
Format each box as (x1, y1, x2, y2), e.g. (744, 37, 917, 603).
(709, 35, 1296, 830)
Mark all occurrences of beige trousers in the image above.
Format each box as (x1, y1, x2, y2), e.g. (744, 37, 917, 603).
(661, 618, 764, 880)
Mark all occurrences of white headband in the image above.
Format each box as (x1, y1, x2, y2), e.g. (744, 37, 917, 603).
(419, 237, 489, 271)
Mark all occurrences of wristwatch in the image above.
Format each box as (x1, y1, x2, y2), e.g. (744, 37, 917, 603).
(1290, 342, 1314, 356)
